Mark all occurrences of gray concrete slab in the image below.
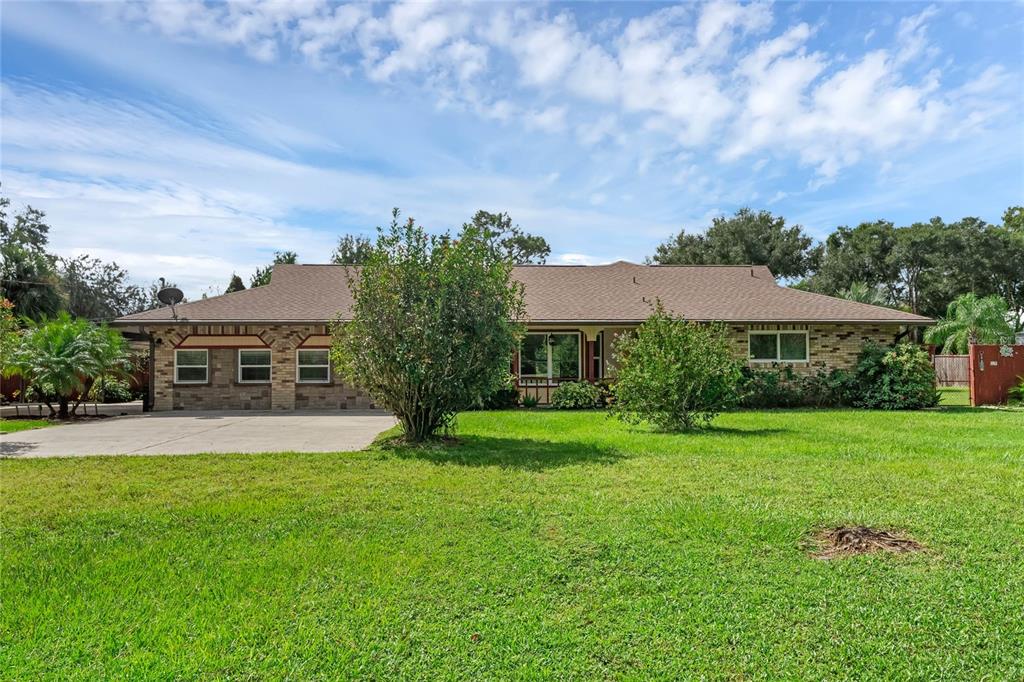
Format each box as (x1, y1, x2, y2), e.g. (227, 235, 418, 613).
(1, 401, 143, 418)
(0, 410, 397, 458)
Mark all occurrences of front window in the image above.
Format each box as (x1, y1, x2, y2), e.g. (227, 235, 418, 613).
(748, 331, 808, 362)
(238, 349, 272, 383)
(175, 349, 208, 383)
(519, 333, 581, 381)
(297, 349, 330, 383)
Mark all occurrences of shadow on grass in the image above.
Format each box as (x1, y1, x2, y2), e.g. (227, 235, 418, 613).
(694, 426, 790, 437)
(380, 435, 624, 471)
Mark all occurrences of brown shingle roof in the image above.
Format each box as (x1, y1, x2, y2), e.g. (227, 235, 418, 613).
(114, 262, 932, 325)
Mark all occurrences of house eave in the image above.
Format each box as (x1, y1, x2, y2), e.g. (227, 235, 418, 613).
(114, 316, 933, 327)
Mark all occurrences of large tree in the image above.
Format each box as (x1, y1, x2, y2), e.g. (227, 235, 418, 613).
(331, 209, 525, 441)
(0, 196, 64, 320)
(806, 220, 900, 301)
(58, 255, 149, 321)
(466, 210, 551, 264)
(652, 208, 818, 279)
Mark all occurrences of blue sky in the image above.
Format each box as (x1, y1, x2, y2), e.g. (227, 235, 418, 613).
(2, 1, 1022, 297)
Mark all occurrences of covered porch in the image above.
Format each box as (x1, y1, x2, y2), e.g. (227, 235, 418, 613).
(513, 325, 634, 404)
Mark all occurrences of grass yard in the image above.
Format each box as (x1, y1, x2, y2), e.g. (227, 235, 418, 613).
(939, 386, 971, 406)
(2, 407, 1022, 679)
(0, 418, 52, 434)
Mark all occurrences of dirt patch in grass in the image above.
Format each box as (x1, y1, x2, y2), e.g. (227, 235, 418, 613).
(810, 526, 924, 560)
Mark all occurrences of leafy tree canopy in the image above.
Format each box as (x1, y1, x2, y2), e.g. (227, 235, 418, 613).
(1, 196, 64, 320)
(652, 208, 818, 279)
(1003, 206, 1023, 232)
(225, 274, 246, 293)
(466, 210, 551, 264)
(58, 255, 150, 321)
(331, 209, 525, 442)
(331, 235, 375, 265)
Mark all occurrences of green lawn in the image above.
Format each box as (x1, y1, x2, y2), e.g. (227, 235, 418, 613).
(2, 408, 1022, 679)
(0, 418, 52, 434)
(939, 386, 971, 406)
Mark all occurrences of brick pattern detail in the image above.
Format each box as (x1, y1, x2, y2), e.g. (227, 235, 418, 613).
(149, 324, 374, 412)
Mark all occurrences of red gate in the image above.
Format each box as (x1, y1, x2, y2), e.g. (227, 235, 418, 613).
(968, 344, 1024, 406)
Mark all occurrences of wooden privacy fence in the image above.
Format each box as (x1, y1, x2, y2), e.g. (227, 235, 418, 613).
(932, 354, 968, 386)
(968, 344, 1024, 406)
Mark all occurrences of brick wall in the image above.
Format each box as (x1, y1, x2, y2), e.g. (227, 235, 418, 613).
(597, 323, 900, 378)
(726, 323, 900, 373)
(149, 324, 374, 412)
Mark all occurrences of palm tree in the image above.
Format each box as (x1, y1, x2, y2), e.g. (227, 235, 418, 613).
(925, 294, 1014, 354)
(837, 282, 889, 307)
(3, 313, 127, 418)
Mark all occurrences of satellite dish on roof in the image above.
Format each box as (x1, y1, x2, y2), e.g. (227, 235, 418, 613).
(157, 286, 184, 320)
(157, 287, 184, 306)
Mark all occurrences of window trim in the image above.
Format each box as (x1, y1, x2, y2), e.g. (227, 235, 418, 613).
(747, 330, 809, 363)
(517, 332, 582, 380)
(237, 348, 272, 384)
(296, 349, 331, 384)
(174, 349, 209, 384)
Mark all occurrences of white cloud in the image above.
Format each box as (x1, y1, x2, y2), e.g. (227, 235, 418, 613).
(524, 105, 568, 133)
(553, 252, 605, 265)
(10, 0, 1017, 215)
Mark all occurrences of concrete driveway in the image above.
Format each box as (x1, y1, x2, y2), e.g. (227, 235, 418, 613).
(1, 410, 396, 458)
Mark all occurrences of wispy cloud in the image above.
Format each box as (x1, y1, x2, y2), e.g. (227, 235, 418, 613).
(1, 0, 1020, 295)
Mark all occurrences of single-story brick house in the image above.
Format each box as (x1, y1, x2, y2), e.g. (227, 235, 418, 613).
(112, 262, 932, 410)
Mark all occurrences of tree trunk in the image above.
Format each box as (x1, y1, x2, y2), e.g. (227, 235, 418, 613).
(58, 397, 70, 420)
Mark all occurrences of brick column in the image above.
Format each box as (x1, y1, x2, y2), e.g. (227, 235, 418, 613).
(151, 333, 176, 411)
(269, 327, 299, 411)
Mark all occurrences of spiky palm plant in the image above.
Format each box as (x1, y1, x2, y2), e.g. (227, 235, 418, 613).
(838, 282, 889, 307)
(3, 313, 128, 418)
(925, 294, 1014, 354)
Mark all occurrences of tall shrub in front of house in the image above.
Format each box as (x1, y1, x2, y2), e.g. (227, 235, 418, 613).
(331, 209, 525, 442)
(610, 302, 741, 431)
(851, 343, 940, 410)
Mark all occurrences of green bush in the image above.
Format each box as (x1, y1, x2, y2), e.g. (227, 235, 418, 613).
(88, 377, 134, 403)
(737, 367, 803, 408)
(1008, 376, 1024, 406)
(521, 394, 539, 408)
(550, 381, 602, 409)
(610, 303, 741, 430)
(737, 365, 854, 408)
(852, 343, 939, 410)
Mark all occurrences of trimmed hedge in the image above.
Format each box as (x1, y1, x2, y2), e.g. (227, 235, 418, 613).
(550, 381, 603, 409)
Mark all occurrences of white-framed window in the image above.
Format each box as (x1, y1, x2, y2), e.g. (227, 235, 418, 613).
(238, 349, 272, 383)
(175, 349, 208, 384)
(296, 349, 330, 383)
(748, 331, 809, 362)
(519, 332, 581, 381)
